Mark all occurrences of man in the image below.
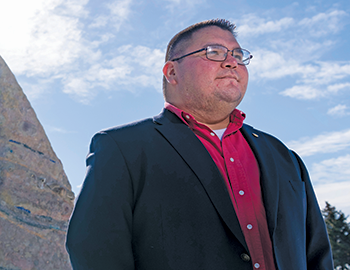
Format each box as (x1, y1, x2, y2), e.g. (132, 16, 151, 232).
(66, 19, 333, 270)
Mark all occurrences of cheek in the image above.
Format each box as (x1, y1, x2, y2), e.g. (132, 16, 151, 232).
(241, 67, 249, 84)
(189, 69, 214, 88)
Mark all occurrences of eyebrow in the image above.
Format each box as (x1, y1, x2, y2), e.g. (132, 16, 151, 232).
(201, 43, 242, 50)
(202, 43, 225, 48)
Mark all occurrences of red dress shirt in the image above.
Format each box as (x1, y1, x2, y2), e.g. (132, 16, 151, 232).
(165, 103, 276, 270)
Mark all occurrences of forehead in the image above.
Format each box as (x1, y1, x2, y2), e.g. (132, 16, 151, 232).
(189, 26, 239, 49)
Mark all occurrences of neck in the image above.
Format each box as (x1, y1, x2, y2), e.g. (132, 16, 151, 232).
(165, 100, 233, 130)
(190, 110, 231, 130)
(197, 117, 230, 130)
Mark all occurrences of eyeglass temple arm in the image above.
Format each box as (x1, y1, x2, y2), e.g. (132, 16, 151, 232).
(170, 48, 206, 62)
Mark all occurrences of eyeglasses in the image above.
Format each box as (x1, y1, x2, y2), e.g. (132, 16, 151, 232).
(171, 45, 253, 65)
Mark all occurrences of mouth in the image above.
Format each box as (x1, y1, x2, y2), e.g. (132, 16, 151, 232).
(217, 75, 239, 81)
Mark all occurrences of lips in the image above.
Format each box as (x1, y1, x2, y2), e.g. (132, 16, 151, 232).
(216, 74, 239, 81)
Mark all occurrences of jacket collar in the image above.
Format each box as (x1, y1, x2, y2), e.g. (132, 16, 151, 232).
(153, 109, 248, 250)
(240, 124, 279, 239)
(153, 109, 280, 246)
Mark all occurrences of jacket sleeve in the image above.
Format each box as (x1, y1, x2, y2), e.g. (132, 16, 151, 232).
(66, 132, 135, 270)
(292, 151, 334, 270)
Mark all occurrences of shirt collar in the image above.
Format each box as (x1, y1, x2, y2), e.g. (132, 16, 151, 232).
(164, 102, 246, 133)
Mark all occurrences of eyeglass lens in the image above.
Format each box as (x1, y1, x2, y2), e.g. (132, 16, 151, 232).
(206, 46, 250, 65)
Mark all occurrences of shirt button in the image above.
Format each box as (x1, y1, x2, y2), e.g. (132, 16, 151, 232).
(185, 115, 190, 119)
(239, 190, 245, 196)
(240, 253, 251, 262)
(210, 132, 215, 136)
(230, 157, 234, 162)
(247, 224, 253, 230)
(254, 263, 260, 268)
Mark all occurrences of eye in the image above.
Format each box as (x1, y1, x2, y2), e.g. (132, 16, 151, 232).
(233, 50, 244, 61)
(206, 46, 227, 60)
(207, 48, 221, 56)
(234, 54, 243, 61)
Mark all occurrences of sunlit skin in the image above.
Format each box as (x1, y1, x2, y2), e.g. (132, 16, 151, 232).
(163, 26, 249, 130)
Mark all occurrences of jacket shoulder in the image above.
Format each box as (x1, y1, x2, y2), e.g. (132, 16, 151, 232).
(242, 123, 302, 176)
(101, 117, 154, 134)
(242, 123, 299, 152)
(89, 109, 175, 144)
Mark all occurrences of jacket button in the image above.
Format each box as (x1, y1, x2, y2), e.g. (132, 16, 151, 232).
(241, 253, 251, 262)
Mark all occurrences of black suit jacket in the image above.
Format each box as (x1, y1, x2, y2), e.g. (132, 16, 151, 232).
(66, 109, 333, 270)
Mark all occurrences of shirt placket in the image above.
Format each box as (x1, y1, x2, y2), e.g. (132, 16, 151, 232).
(222, 136, 266, 270)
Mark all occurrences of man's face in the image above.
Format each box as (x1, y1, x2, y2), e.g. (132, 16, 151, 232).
(171, 26, 249, 118)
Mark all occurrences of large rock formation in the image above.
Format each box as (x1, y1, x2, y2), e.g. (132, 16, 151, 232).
(0, 56, 75, 269)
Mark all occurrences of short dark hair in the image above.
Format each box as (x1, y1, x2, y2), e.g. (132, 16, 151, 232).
(163, 19, 237, 96)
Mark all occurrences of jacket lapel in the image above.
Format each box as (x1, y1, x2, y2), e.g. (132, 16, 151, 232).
(240, 124, 279, 238)
(153, 109, 248, 250)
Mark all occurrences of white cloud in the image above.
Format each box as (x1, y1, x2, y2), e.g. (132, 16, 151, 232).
(19, 77, 60, 103)
(280, 85, 324, 99)
(238, 9, 348, 39)
(3, 2, 349, 106)
(310, 154, 350, 216)
(301, 62, 350, 86)
(62, 45, 165, 103)
(237, 15, 294, 37)
(46, 125, 76, 134)
(241, 10, 350, 101)
(313, 181, 350, 217)
(287, 129, 350, 157)
(0, 0, 89, 77)
(163, 0, 206, 13)
(62, 77, 94, 104)
(0, 0, 142, 104)
(250, 49, 350, 100)
(107, 0, 133, 30)
(250, 45, 350, 82)
(89, 15, 109, 28)
(327, 82, 350, 93)
(327, 104, 350, 117)
(249, 49, 318, 80)
(310, 154, 350, 183)
(88, 0, 132, 29)
(298, 10, 348, 37)
(278, 61, 350, 99)
(61, 55, 132, 103)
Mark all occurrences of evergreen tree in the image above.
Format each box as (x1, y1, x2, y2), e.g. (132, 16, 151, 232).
(322, 202, 350, 270)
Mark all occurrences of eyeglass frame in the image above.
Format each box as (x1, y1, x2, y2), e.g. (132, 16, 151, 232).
(170, 45, 253, 65)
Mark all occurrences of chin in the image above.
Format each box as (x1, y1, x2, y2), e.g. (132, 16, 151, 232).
(219, 93, 243, 105)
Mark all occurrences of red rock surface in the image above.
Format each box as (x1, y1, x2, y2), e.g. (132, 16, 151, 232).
(0, 56, 74, 270)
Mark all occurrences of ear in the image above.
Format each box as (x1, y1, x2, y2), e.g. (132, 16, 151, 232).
(162, 61, 177, 85)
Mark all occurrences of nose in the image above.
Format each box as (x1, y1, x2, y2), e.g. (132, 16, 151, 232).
(221, 52, 238, 69)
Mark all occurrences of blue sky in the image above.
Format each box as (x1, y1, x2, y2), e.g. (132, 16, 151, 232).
(1, 0, 350, 215)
